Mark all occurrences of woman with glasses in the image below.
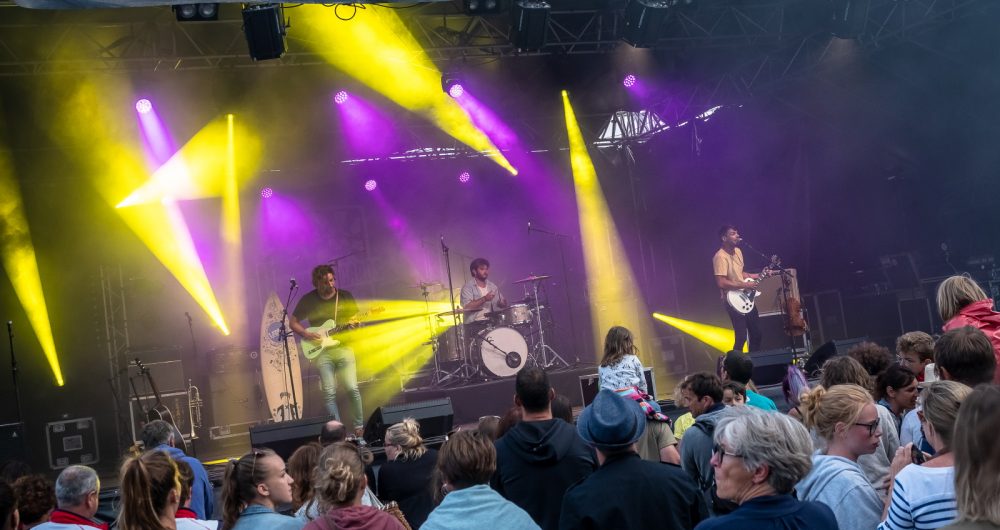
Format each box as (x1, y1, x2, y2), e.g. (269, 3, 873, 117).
(377, 418, 437, 529)
(796, 384, 885, 530)
(694, 409, 836, 530)
(304, 442, 404, 530)
(879, 381, 971, 530)
(221, 448, 303, 530)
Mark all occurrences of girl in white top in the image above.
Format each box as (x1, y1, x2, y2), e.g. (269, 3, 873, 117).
(598, 326, 647, 393)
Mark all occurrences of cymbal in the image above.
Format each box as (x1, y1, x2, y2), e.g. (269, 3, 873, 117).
(436, 307, 477, 318)
(513, 274, 551, 284)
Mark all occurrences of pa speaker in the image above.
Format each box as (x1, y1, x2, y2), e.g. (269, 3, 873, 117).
(750, 348, 799, 387)
(243, 4, 286, 61)
(363, 398, 453, 446)
(249, 416, 330, 461)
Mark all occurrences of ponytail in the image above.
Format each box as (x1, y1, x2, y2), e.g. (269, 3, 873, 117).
(118, 450, 178, 530)
(221, 449, 276, 530)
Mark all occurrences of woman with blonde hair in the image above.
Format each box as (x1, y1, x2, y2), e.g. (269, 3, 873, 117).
(880, 381, 972, 530)
(945, 384, 1000, 530)
(796, 384, 884, 530)
(118, 450, 181, 530)
(303, 442, 404, 530)
(937, 275, 1000, 383)
(377, 418, 438, 528)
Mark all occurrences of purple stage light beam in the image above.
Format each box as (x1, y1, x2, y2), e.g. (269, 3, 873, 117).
(453, 90, 518, 154)
(333, 93, 400, 158)
(135, 99, 153, 114)
(134, 99, 176, 167)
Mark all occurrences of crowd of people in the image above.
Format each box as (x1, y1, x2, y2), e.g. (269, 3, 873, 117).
(3, 274, 1000, 530)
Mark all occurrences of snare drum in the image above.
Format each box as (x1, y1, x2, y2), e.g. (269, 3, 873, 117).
(474, 327, 528, 378)
(497, 304, 533, 326)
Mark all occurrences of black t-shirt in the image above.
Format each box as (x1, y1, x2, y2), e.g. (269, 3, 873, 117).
(292, 289, 359, 327)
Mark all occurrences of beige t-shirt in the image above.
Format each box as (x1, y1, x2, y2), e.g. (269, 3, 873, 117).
(636, 420, 677, 462)
(713, 247, 746, 297)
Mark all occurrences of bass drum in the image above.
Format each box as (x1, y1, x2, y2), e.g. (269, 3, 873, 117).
(474, 327, 528, 378)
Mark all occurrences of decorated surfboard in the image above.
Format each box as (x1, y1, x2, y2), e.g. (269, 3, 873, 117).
(259, 292, 305, 422)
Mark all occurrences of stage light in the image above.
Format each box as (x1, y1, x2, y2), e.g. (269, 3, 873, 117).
(334, 91, 349, 105)
(242, 3, 287, 61)
(459, 171, 471, 183)
(623, 74, 637, 88)
(623, 0, 671, 48)
(260, 187, 274, 199)
(449, 84, 464, 99)
(364, 179, 377, 191)
(652, 312, 747, 353)
(173, 3, 219, 21)
(511, 1, 550, 51)
(135, 99, 152, 114)
(463, 0, 501, 14)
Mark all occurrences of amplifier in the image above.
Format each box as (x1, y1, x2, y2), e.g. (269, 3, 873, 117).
(46, 417, 99, 470)
(128, 391, 194, 446)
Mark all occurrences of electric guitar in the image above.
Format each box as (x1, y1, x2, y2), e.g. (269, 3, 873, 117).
(726, 266, 779, 315)
(300, 307, 384, 360)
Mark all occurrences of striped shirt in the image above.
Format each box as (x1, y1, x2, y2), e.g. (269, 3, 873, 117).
(879, 465, 957, 530)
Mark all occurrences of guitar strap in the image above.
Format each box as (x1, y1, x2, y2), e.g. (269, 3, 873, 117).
(333, 290, 340, 327)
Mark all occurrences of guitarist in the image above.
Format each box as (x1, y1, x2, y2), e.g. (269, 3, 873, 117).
(713, 225, 763, 352)
(289, 264, 364, 435)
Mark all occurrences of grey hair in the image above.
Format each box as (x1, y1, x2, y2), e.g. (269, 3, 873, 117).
(140, 420, 174, 449)
(55, 465, 99, 507)
(715, 409, 814, 494)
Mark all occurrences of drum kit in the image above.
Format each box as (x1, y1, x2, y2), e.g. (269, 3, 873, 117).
(426, 273, 568, 386)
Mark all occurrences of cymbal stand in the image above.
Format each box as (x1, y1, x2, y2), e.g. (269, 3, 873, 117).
(436, 238, 471, 386)
(529, 279, 568, 369)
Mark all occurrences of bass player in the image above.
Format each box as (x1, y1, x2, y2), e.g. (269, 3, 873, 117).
(713, 225, 763, 352)
(289, 264, 364, 434)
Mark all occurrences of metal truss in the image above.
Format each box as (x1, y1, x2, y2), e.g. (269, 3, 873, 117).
(99, 264, 131, 452)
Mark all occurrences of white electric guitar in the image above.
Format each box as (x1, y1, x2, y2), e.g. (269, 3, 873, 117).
(300, 307, 384, 360)
(726, 267, 779, 315)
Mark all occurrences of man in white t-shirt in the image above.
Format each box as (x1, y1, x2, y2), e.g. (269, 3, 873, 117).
(460, 257, 507, 323)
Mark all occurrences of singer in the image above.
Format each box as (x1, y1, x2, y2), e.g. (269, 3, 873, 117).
(287, 264, 364, 434)
(713, 225, 763, 352)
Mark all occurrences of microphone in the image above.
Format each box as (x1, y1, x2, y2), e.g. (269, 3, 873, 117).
(290, 278, 297, 289)
(184, 312, 192, 324)
(440, 235, 449, 252)
(527, 220, 532, 234)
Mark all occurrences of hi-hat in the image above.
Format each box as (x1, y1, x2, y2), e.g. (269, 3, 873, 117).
(513, 274, 551, 284)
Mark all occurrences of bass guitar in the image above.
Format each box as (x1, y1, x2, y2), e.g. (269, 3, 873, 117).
(300, 307, 384, 360)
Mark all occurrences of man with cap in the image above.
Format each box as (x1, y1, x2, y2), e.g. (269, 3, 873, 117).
(559, 389, 708, 530)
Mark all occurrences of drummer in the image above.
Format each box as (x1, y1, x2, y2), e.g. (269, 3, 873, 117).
(460, 257, 507, 332)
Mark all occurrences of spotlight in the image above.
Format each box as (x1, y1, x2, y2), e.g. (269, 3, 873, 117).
(459, 171, 471, 183)
(463, 0, 502, 14)
(173, 3, 220, 21)
(449, 84, 464, 98)
(135, 99, 152, 114)
(260, 187, 273, 199)
(442, 73, 464, 98)
(334, 91, 349, 105)
(511, 0, 550, 52)
(242, 4, 287, 61)
(623, 0, 672, 48)
(623, 74, 637, 88)
(364, 179, 378, 191)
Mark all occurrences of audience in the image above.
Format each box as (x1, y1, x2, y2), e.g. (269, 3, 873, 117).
(476, 416, 501, 442)
(319, 421, 347, 446)
(175, 460, 219, 530)
(796, 384, 884, 530)
(33, 465, 104, 530)
(304, 443, 404, 530)
(875, 363, 918, 438)
(560, 389, 707, 529)
(935, 326, 998, 386)
(945, 384, 1000, 530)
(694, 409, 837, 530)
(423, 430, 538, 530)
(896, 331, 935, 382)
(616, 387, 680, 464)
(597, 326, 646, 393)
(492, 367, 595, 530)
(673, 378, 696, 442)
(287, 443, 323, 517)
(378, 418, 438, 529)
(496, 406, 522, 440)
(937, 275, 1000, 383)
(880, 381, 971, 530)
(721, 351, 776, 410)
(0, 461, 30, 486)
(849, 342, 895, 381)
(118, 450, 180, 530)
(721, 381, 746, 406)
(1, 480, 17, 530)
(11, 475, 54, 529)
(142, 420, 214, 520)
(221, 448, 302, 530)
(549, 395, 573, 424)
(679, 372, 731, 512)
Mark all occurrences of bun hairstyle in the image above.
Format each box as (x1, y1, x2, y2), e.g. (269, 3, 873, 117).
(385, 418, 427, 462)
(799, 384, 872, 441)
(921, 380, 972, 450)
(314, 442, 373, 510)
(221, 448, 278, 530)
(118, 450, 179, 530)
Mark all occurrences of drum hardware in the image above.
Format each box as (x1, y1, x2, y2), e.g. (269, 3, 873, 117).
(522, 273, 569, 370)
(513, 274, 552, 284)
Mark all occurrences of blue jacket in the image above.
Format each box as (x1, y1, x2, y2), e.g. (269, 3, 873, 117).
(231, 505, 304, 530)
(156, 444, 214, 519)
(694, 494, 837, 530)
(422, 484, 539, 530)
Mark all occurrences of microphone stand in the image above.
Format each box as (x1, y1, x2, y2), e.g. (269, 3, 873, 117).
(439, 237, 469, 382)
(278, 281, 301, 421)
(7, 321, 26, 459)
(528, 222, 580, 364)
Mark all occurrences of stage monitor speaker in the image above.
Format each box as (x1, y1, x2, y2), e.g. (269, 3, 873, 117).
(249, 416, 330, 461)
(0, 422, 26, 464)
(363, 398, 453, 446)
(750, 349, 799, 387)
(803, 337, 868, 377)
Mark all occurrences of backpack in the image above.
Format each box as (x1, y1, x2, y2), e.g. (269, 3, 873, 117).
(691, 420, 739, 515)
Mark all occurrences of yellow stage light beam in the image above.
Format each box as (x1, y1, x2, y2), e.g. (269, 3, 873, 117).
(563, 90, 654, 359)
(652, 312, 746, 353)
(220, 114, 247, 337)
(0, 147, 64, 386)
(296, 6, 517, 175)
